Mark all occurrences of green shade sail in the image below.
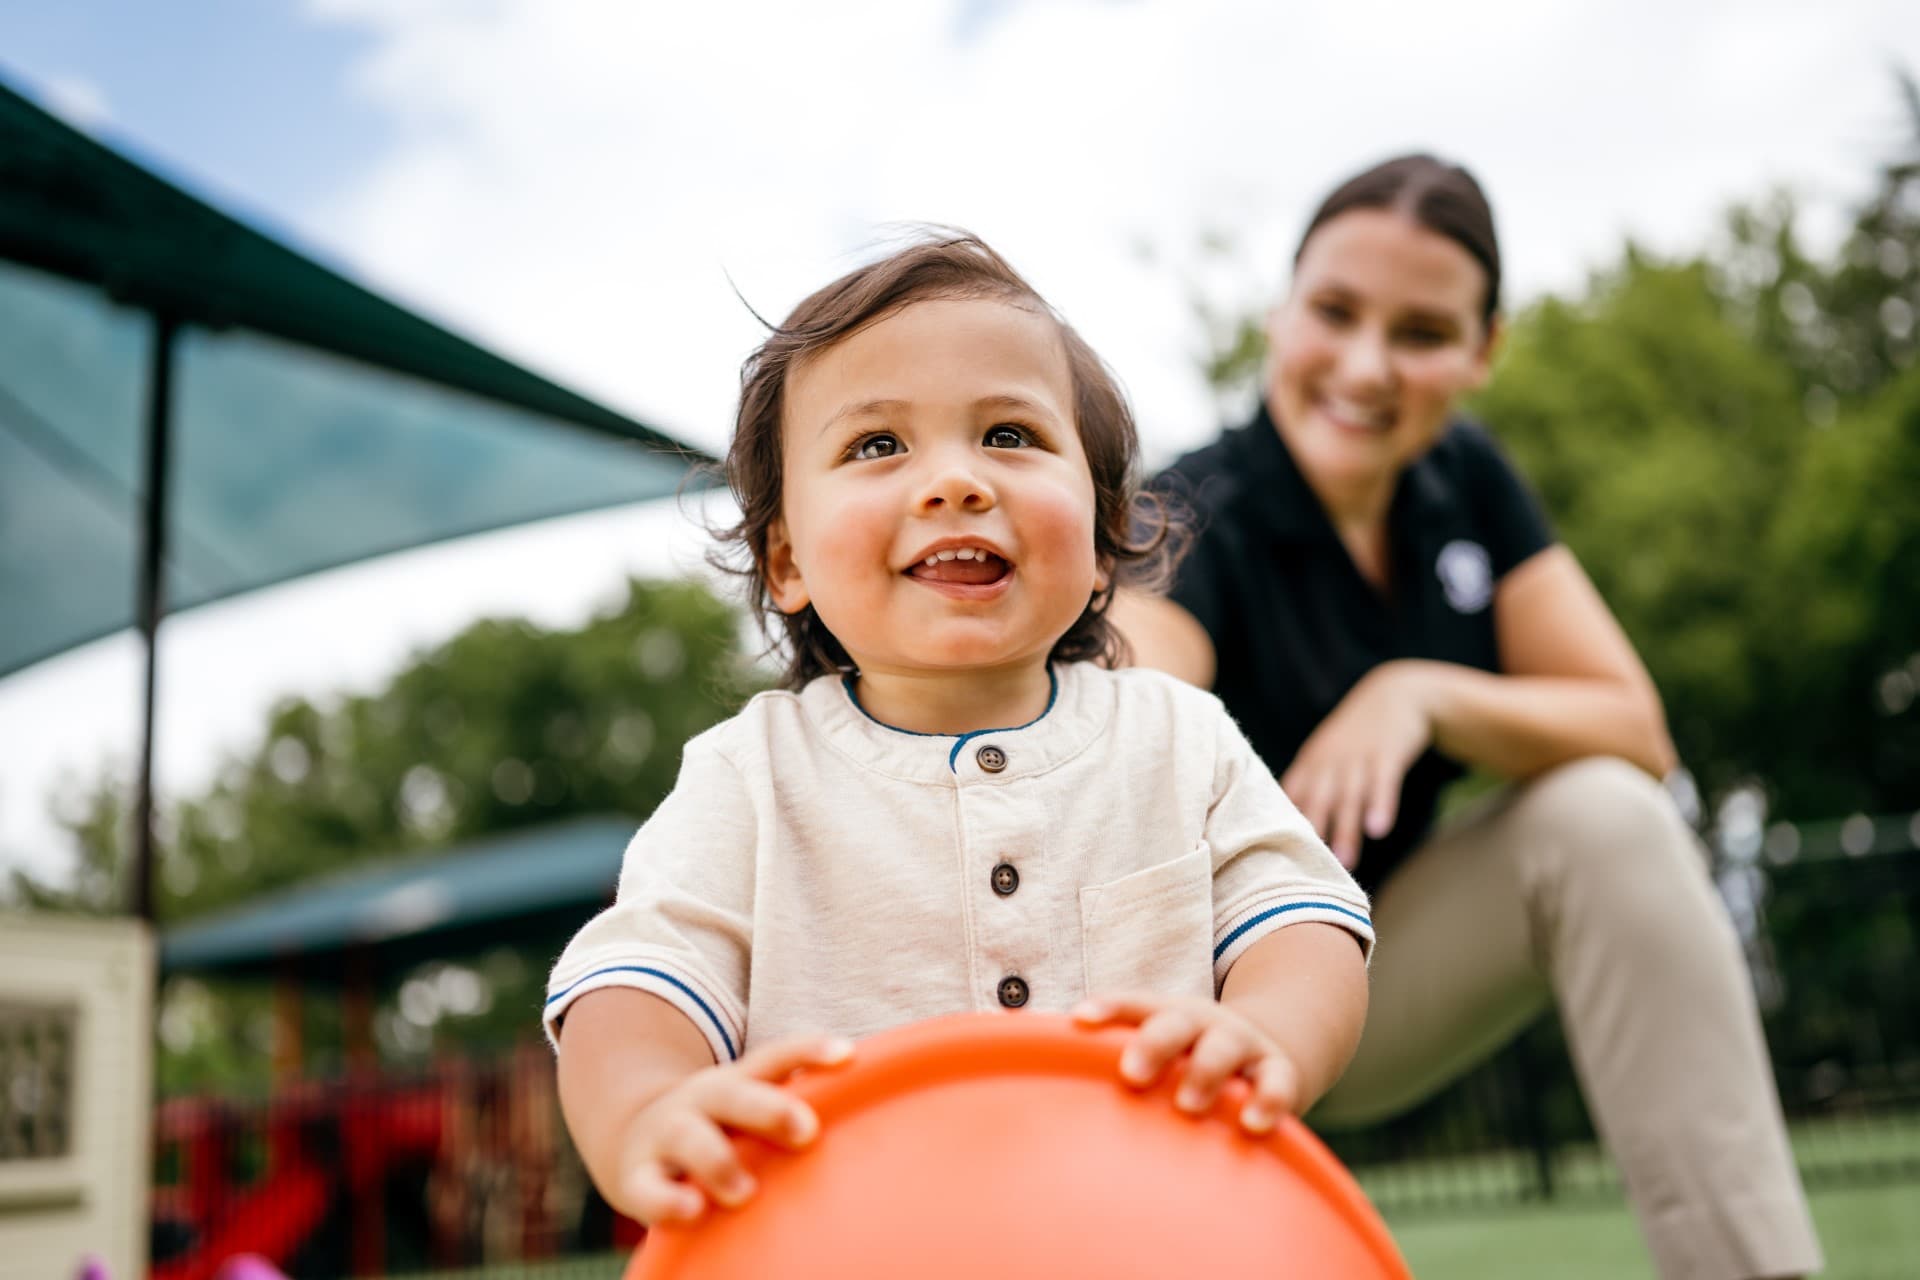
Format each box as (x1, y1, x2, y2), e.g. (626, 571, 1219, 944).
(159, 816, 633, 981)
(0, 75, 712, 679)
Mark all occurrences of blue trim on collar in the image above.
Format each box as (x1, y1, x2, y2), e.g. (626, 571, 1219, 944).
(840, 667, 1061, 772)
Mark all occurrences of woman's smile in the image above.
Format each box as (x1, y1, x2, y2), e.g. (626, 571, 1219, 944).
(1311, 390, 1397, 434)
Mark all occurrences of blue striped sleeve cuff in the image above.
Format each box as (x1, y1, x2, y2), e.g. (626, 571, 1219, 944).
(543, 962, 742, 1063)
(1213, 894, 1376, 990)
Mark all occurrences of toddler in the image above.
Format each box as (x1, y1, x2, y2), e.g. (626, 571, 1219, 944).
(546, 233, 1373, 1225)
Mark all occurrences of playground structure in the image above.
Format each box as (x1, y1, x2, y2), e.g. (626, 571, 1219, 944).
(1, 74, 702, 1277)
(148, 1047, 598, 1279)
(0, 915, 153, 1280)
(148, 819, 647, 1276)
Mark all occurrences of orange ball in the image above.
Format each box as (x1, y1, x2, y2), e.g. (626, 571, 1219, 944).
(627, 1012, 1409, 1279)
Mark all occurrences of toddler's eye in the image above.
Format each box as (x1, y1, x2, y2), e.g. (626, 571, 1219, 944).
(984, 425, 1030, 449)
(854, 434, 901, 460)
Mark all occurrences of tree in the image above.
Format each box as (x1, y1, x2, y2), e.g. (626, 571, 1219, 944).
(1470, 253, 1808, 805)
(1714, 70, 1920, 409)
(15, 577, 752, 921)
(13, 576, 758, 1084)
(1169, 73, 1920, 826)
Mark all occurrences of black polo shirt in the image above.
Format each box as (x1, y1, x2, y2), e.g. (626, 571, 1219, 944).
(1154, 403, 1554, 893)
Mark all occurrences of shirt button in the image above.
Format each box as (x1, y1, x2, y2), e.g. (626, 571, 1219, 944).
(991, 862, 1019, 896)
(997, 975, 1030, 1008)
(975, 744, 1008, 773)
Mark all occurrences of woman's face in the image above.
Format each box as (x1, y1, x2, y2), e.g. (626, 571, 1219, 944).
(1266, 208, 1497, 494)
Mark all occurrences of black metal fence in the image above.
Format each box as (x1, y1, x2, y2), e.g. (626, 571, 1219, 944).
(149, 813, 1920, 1274)
(1322, 810, 1920, 1216)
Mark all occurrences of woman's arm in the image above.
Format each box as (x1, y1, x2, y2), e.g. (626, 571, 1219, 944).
(1284, 545, 1676, 863)
(1107, 587, 1217, 687)
(1426, 544, 1676, 778)
(1112, 547, 1676, 864)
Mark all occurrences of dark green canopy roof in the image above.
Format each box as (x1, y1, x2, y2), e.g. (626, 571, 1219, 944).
(159, 816, 633, 982)
(0, 75, 713, 679)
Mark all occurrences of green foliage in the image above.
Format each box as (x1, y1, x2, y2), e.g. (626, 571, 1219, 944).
(18, 577, 752, 922)
(1470, 255, 1809, 803)
(1714, 71, 1920, 406)
(13, 576, 757, 1085)
(1179, 75, 1920, 825)
(1757, 369, 1920, 815)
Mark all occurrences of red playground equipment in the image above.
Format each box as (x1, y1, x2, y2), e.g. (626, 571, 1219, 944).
(627, 1012, 1412, 1279)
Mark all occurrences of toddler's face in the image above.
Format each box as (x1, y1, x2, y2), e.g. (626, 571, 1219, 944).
(765, 297, 1104, 681)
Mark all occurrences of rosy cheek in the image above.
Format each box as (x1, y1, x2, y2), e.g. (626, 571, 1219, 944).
(814, 504, 885, 563)
(795, 490, 892, 586)
(1275, 340, 1337, 401)
(1020, 482, 1101, 577)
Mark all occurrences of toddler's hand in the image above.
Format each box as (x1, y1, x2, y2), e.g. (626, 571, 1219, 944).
(614, 1035, 853, 1225)
(1073, 994, 1299, 1135)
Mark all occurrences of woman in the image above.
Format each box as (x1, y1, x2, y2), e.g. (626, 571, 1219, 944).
(1115, 155, 1820, 1280)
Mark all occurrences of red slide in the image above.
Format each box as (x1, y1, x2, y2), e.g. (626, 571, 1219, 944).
(151, 1162, 329, 1280)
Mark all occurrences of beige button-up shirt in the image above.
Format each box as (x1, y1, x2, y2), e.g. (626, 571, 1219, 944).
(544, 662, 1372, 1063)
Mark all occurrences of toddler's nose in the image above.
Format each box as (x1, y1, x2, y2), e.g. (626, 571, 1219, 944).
(916, 458, 996, 512)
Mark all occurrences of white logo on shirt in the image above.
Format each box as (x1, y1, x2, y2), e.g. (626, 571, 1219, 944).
(1436, 540, 1493, 613)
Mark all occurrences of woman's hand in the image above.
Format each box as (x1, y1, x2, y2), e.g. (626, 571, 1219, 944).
(1281, 660, 1435, 868)
(1072, 994, 1302, 1134)
(610, 1035, 853, 1225)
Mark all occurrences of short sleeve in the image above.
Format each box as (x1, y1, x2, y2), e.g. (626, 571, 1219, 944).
(1458, 422, 1555, 577)
(1204, 708, 1374, 991)
(542, 737, 754, 1062)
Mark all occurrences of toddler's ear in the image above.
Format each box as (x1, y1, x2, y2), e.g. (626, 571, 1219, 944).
(764, 518, 811, 614)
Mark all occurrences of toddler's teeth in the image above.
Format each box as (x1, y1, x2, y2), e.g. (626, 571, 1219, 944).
(924, 555, 939, 567)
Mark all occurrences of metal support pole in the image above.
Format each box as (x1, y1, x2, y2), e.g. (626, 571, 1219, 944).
(131, 313, 177, 923)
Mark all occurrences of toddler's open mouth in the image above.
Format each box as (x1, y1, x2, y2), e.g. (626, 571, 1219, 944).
(906, 546, 1013, 587)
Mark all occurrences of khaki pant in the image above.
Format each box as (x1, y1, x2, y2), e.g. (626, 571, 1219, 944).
(1313, 758, 1823, 1280)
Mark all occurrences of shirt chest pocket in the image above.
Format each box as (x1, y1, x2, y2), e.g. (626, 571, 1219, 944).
(1079, 844, 1215, 1000)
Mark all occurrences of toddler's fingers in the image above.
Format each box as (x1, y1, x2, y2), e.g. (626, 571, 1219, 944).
(738, 1034, 856, 1083)
(704, 1078, 821, 1150)
(663, 1114, 757, 1209)
(624, 1163, 705, 1226)
(1238, 1054, 1302, 1134)
(1071, 991, 1163, 1025)
(1071, 998, 1117, 1025)
(1175, 1023, 1256, 1113)
(1118, 1006, 1203, 1088)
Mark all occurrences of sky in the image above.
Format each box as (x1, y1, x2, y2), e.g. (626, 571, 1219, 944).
(2, 0, 1918, 887)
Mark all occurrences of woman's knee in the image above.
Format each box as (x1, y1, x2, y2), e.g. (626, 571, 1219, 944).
(1511, 756, 1719, 925)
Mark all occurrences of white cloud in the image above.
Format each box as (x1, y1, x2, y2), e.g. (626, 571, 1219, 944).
(7, 0, 1920, 884)
(297, 0, 1920, 463)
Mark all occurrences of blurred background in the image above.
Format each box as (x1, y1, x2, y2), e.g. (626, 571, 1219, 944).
(1, 2, 1917, 1277)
